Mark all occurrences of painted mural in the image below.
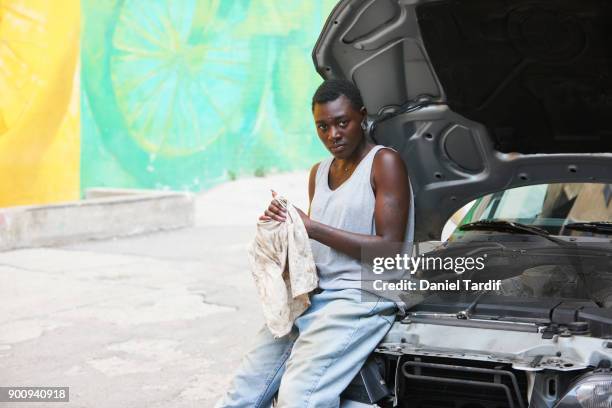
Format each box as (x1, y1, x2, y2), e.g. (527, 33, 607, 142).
(0, 0, 337, 207)
(81, 0, 338, 192)
(0, 0, 80, 207)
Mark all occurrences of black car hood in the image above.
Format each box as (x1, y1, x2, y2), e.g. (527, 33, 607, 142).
(313, 0, 612, 240)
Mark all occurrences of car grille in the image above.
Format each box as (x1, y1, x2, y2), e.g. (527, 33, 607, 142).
(396, 355, 529, 408)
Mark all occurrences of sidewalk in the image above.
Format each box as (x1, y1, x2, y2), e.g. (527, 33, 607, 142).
(0, 171, 309, 408)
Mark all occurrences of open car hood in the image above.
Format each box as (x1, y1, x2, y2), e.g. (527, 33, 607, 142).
(313, 0, 612, 240)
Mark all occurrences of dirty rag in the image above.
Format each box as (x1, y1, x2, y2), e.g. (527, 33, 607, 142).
(248, 197, 318, 338)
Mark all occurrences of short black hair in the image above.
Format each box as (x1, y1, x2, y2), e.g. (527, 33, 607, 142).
(311, 79, 364, 112)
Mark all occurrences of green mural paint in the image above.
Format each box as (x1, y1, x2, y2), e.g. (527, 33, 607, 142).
(81, 0, 338, 192)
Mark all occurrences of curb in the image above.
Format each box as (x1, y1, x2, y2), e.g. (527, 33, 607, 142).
(0, 189, 195, 251)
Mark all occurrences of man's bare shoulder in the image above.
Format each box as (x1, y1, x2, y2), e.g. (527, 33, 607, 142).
(372, 147, 407, 177)
(308, 162, 322, 204)
(373, 147, 401, 163)
(310, 162, 321, 174)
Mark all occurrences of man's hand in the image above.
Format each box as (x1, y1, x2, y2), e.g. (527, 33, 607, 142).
(259, 190, 287, 222)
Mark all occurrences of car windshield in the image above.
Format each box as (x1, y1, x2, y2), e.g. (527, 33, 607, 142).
(410, 183, 612, 309)
(456, 183, 612, 236)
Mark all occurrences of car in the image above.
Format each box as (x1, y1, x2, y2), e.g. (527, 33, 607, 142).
(312, 0, 612, 406)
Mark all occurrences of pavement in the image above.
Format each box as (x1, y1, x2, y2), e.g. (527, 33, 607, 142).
(0, 171, 309, 408)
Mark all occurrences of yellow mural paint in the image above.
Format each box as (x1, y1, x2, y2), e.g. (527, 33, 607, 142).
(0, 0, 80, 207)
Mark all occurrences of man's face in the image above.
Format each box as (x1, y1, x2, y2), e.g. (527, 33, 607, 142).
(313, 95, 366, 159)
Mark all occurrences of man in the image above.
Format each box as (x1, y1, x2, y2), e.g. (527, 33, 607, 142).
(216, 79, 411, 407)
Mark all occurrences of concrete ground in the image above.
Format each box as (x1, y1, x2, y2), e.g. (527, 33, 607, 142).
(0, 171, 309, 408)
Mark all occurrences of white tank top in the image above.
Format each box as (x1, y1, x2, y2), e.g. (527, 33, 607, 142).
(310, 145, 414, 290)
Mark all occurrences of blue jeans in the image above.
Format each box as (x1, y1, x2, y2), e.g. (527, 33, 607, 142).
(215, 288, 397, 408)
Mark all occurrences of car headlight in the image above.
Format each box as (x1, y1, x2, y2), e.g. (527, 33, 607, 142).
(576, 379, 612, 408)
(555, 372, 612, 408)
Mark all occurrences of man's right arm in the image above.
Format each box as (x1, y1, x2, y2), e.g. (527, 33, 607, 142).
(308, 162, 320, 216)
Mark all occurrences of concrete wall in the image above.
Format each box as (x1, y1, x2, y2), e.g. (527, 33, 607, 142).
(0, 190, 194, 251)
